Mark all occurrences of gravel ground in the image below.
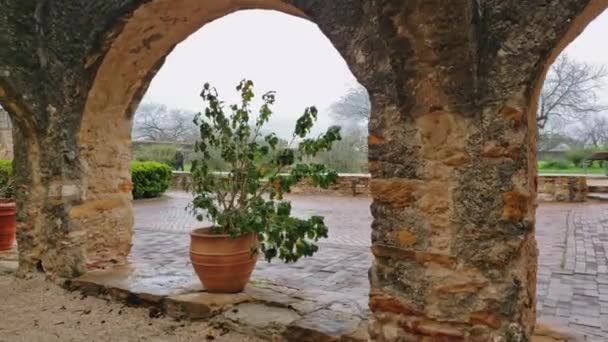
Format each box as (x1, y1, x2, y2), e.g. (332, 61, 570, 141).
(0, 274, 262, 342)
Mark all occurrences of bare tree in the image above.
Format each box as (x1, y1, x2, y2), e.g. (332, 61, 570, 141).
(574, 114, 608, 147)
(133, 103, 167, 141)
(329, 85, 370, 159)
(538, 55, 608, 129)
(133, 103, 198, 142)
(330, 85, 370, 129)
(165, 108, 199, 142)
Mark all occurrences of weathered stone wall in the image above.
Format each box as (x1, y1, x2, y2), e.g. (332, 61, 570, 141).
(291, 174, 370, 196)
(171, 172, 193, 193)
(1, 0, 607, 340)
(174, 173, 589, 202)
(171, 172, 371, 196)
(537, 176, 588, 202)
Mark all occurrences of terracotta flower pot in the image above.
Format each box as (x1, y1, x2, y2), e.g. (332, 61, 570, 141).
(190, 227, 258, 293)
(0, 200, 16, 251)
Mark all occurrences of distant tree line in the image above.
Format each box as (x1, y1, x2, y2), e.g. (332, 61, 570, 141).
(538, 54, 608, 151)
(132, 85, 371, 173)
(132, 53, 607, 173)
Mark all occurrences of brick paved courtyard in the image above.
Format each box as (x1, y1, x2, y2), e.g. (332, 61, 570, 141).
(131, 192, 608, 340)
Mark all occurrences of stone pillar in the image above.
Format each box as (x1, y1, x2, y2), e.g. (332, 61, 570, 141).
(2, 96, 88, 278)
(368, 101, 538, 340)
(354, 1, 607, 340)
(0, 1, 140, 277)
(73, 103, 134, 269)
(0, 88, 133, 276)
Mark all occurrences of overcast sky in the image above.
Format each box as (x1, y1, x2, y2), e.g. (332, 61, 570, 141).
(141, 10, 356, 137)
(141, 9, 608, 137)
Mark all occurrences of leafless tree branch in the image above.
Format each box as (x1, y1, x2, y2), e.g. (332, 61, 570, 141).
(574, 114, 608, 147)
(538, 54, 608, 129)
(329, 85, 370, 129)
(132, 103, 198, 142)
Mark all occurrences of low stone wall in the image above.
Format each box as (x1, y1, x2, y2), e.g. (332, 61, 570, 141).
(171, 172, 370, 196)
(290, 174, 370, 196)
(171, 171, 193, 192)
(537, 175, 587, 202)
(172, 172, 588, 201)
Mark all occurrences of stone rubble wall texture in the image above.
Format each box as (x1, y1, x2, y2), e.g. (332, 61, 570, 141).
(171, 172, 372, 197)
(537, 176, 588, 202)
(1, 0, 607, 340)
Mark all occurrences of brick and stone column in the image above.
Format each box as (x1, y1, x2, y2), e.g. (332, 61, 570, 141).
(338, 1, 606, 340)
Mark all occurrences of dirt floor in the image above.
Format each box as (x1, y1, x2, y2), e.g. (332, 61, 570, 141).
(0, 274, 262, 342)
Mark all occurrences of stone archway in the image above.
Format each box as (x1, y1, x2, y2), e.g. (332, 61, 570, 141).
(2, 1, 608, 340)
(76, 1, 306, 270)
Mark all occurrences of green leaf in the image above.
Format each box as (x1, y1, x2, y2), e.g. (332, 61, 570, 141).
(189, 79, 341, 263)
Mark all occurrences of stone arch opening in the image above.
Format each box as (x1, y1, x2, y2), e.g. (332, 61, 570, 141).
(74, 4, 375, 337)
(124, 7, 373, 300)
(78, 1, 307, 269)
(77, 0, 371, 272)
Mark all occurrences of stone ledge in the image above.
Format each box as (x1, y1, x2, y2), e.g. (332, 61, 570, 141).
(63, 267, 589, 341)
(66, 268, 369, 341)
(283, 309, 368, 342)
(0, 246, 17, 275)
(165, 292, 253, 320)
(587, 193, 608, 201)
(0, 260, 18, 275)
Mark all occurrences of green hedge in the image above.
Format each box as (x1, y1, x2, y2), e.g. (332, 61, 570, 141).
(131, 161, 172, 199)
(0, 159, 12, 179)
(539, 159, 571, 170)
(0, 160, 172, 199)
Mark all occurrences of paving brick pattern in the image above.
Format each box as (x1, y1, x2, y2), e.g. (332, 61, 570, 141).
(133, 192, 608, 340)
(536, 202, 608, 341)
(134, 191, 372, 247)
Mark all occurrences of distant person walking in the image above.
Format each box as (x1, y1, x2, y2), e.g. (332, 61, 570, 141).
(175, 150, 185, 171)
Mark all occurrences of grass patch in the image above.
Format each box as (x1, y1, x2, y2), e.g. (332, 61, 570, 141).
(537, 160, 606, 175)
(537, 168, 605, 175)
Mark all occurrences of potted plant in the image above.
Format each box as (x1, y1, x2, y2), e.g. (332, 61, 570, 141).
(188, 80, 342, 293)
(0, 173, 15, 251)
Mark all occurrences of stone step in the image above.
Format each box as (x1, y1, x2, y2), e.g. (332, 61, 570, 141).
(587, 192, 608, 201)
(0, 260, 18, 274)
(588, 185, 608, 193)
(66, 269, 369, 341)
(0, 246, 18, 275)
